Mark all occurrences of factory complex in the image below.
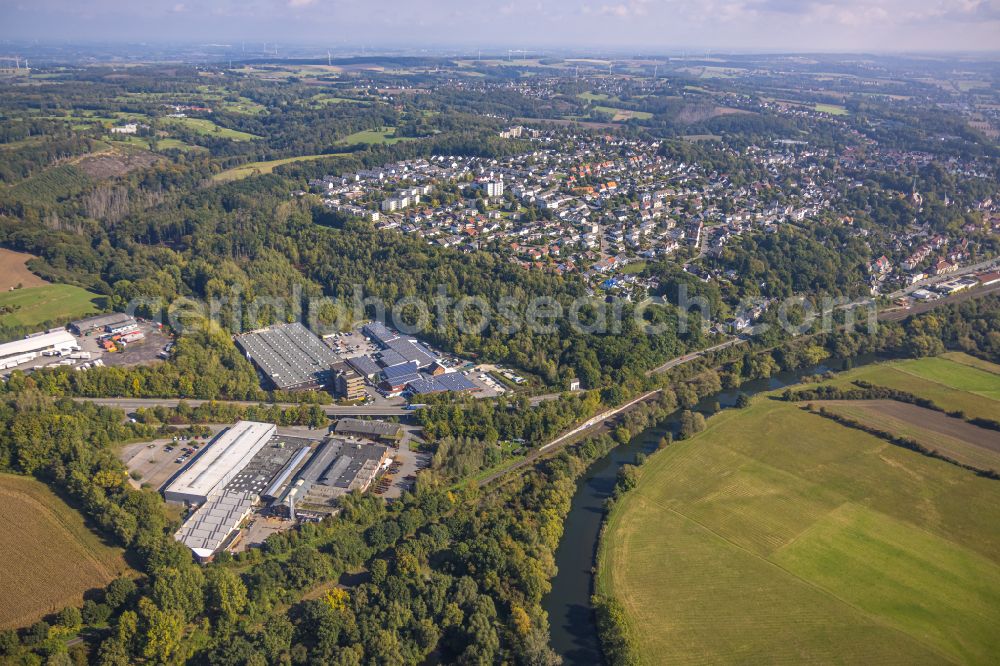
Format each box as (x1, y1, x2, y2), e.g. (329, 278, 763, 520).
(280, 438, 390, 513)
(0, 311, 167, 377)
(235, 322, 340, 391)
(0, 329, 79, 370)
(350, 321, 478, 397)
(166, 419, 394, 561)
(164, 421, 278, 504)
(234, 320, 479, 400)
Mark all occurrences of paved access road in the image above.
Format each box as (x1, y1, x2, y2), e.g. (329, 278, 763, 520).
(887, 257, 1000, 300)
(879, 281, 1000, 322)
(74, 397, 409, 417)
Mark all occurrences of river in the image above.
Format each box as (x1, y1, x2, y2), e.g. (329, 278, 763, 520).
(542, 353, 884, 664)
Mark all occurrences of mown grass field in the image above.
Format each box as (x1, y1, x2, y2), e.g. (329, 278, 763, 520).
(0, 474, 131, 628)
(592, 105, 653, 121)
(336, 127, 415, 146)
(213, 153, 350, 182)
(942, 351, 1000, 375)
(891, 355, 1000, 400)
(153, 138, 209, 153)
(597, 388, 1000, 664)
(0, 284, 104, 328)
(814, 103, 849, 115)
(816, 354, 1000, 420)
(577, 91, 619, 102)
(163, 117, 260, 141)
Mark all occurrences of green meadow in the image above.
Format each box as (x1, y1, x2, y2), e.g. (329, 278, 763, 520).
(597, 364, 1000, 664)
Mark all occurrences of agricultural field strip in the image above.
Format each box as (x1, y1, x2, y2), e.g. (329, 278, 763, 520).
(0, 283, 101, 328)
(629, 486, 959, 664)
(599, 483, 951, 665)
(213, 153, 350, 182)
(892, 359, 1000, 400)
(0, 477, 127, 629)
(818, 401, 1000, 472)
(816, 400, 1000, 452)
(940, 352, 1000, 375)
(820, 361, 999, 421)
(0, 485, 116, 579)
(0, 248, 48, 290)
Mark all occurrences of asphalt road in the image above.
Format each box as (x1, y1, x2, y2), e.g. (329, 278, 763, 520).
(878, 281, 1000, 322)
(74, 397, 409, 417)
(887, 257, 1000, 299)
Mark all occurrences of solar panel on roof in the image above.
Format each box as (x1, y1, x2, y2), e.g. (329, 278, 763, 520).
(378, 349, 408, 368)
(435, 372, 478, 392)
(407, 376, 442, 394)
(382, 361, 420, 383)
(347, 355, 381, 377)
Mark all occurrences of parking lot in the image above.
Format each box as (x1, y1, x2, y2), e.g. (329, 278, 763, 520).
(120, 427, 223, 491)
(322, 329, 378, 359)
(373, 426, 431, 499)
(463, 365, 509, 399)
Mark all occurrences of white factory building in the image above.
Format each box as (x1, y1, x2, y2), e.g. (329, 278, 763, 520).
(173, 491, 257, 561)
(164, 421, 276, 505)
(0, 330, 78, 370)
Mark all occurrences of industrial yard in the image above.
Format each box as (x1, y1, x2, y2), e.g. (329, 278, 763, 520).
(123, 417, 421, 561)
(235, 320, 515, 405)
(0, 311, 170, 378)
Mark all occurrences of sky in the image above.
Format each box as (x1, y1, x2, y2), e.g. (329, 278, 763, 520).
(2, 0, 999, 53)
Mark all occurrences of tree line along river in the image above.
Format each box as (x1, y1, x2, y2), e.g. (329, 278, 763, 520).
(542, 354, 884, 664)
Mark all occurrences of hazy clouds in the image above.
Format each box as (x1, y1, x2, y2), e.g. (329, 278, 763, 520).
(2, 0, 998, 51)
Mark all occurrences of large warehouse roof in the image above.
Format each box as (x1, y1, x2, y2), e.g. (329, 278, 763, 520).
(362, 321, 399, 347)
(164, 421, 276, 504)
(407, 371, 478, 395)
(382, 360, 420, 385)
(384, 336, 437, 368)
(174, 490, 256, 560)
(235, 322, 339, 390)
(433, 372, 479, 392)
(69, 312, 135, 334)
(334, 418, 404, 439)
(0, 330, 77, 360)
(285, 437, 389, 503)
(347, 355, 382, 378)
